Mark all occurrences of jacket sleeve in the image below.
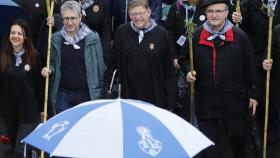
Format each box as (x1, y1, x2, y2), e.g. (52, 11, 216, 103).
(165, 3, 180, 60)
(162, 28, 179, 110)
(102, 26, 120, 98)
(99, 0, 112, 65)
(241, 29, 260, 102)
(33, 50, 45, 112)
(49, 36, 56, 75)
(270, 25, 280, 104)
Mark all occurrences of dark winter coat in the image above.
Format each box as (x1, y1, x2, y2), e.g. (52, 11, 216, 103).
(82, 0, 112, 64)
(270, 25, 280, 106)
(183, 25, 259, 119)
(0, 51, 43, 123)
(104, 23, 178, 109)
(241, 0, 280, 94)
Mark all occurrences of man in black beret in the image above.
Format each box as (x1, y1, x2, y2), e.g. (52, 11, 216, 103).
(185, 0, 259, 157)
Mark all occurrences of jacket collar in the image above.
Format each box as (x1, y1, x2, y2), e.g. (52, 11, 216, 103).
(199, 27, 234, 47)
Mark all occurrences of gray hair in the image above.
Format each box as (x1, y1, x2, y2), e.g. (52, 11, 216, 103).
(60, 0, 81, 16)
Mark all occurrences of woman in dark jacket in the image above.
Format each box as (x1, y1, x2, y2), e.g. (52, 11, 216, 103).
(0, 19, 43, 158)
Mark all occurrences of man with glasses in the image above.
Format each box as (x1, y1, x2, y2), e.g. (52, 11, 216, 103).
(103, 0, 178, 110)
(41, 0, 106, 115)
(112, 0, 162, 35)
(184, 0, 259, 157)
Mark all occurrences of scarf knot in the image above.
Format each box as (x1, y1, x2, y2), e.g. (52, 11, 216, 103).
(61, 22, 91, 49)
(203, 19, 233, 41)
(14, 48, 25, 66)
(80, 0, 94, 16)
(130, 18, 157, 43)
(178, 0, 196, 11)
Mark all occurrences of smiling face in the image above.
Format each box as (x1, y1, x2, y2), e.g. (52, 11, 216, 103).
(205, 3, 229, 31)
(129, 5, 151, 29)
(9, 24, 25, 51)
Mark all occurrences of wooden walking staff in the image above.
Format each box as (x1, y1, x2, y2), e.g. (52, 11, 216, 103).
(41, 0, 54, 158)
(186, 20, 196, 124)
(185, 0, 200, 124)
(263, 4, 274, 158)
(235, 0, 240, 27)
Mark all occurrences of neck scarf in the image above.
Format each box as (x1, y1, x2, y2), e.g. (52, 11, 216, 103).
(178, 0, 196, 11)
(130, 18, 157, 43)
(203, 19, 233, 41)
(268, 0, 278, 10)
(178, 0, 196, 23)
(61, 22, 91, 49)
(80, 0, 94, 16)
(14, 48, 25, 66)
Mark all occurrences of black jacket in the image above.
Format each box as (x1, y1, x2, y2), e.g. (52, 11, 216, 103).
(82, 0, 112, 64)
(270, 25, 280, 106)
(241, 0, 280, 93)
(165, 2, 205, 60)
(182, 25, 259, 119)
(0, 51, 44, 123)
(104, 24, 178, 110)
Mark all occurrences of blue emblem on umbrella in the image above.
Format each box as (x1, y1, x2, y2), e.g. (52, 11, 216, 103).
(137, 126, 162, 156)
(42, 121, 70, 141)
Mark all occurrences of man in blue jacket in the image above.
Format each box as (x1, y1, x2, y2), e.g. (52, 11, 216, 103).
(41, 1, 105, 115)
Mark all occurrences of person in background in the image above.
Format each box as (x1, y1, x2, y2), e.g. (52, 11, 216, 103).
(0, 19, 44, 158)
(165, 0, 242, 121)
(165, 0, 205, 121)
(41, 0, 105, 114)
(262, 24, 280, 146)
(13, 0, 50, 48)
(241, 0, 280, 145)
(185, 0, 259, 157)
(112, 0, 162, 35)
(103, 0, 178, 110)
(79, 0, 112, 65)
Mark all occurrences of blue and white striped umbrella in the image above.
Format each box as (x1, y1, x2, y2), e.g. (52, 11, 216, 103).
(23, 99, 214, 158)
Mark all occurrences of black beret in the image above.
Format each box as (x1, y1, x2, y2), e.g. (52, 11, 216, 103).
(201, 0, 228, 8)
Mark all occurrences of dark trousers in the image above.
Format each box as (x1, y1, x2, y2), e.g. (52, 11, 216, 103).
(173, 70, 190, 121)
(55, 88, 91, 114)
(195, 117, 247, 158)
(5, 121, 39, 158)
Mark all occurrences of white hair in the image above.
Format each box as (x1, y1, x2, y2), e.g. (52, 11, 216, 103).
(60, 0, 81, 16)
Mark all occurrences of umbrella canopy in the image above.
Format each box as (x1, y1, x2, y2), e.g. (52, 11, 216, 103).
(23, 99, 214, 158)
(0, 0, 29, 43)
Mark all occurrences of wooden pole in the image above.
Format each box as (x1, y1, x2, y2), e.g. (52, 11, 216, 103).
(186, 21, 196, 124)
(40, 1, 54, 158)
(263, 6, 274, 158)
(235, 0, 240, 27)
(46, 0, 51, 17)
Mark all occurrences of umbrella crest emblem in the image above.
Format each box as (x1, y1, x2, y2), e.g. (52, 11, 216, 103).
(137, 126, 162, 156)
(42, 121, 70, 141)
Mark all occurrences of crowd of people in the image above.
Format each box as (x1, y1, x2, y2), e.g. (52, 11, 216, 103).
(0, 0, 280, 157)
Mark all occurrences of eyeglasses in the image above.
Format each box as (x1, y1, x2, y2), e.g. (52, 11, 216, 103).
(129, 11, 147, 18)
(63, 16, 79, 22)
(205, 8, 227, 16)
